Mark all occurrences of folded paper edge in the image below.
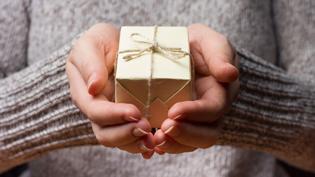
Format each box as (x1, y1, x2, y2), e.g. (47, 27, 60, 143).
(115, 81, 146, 107)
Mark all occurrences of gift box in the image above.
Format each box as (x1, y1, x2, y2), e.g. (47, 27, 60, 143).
(115, 26, 193, 128)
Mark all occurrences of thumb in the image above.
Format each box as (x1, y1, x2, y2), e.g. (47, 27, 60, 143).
(69, 23, 119, 96)
(188, 24, 239, 83)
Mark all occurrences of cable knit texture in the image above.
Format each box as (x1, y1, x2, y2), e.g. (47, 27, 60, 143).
(0, 0, 314, 177)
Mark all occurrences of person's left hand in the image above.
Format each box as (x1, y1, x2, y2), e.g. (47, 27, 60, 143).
(153, 24, 240, 154)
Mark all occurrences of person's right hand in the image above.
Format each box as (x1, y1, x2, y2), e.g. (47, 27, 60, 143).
(66, 23, 154, 159)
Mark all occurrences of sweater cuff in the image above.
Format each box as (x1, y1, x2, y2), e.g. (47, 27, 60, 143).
(217, 48, 315, 169)
(0, 44, 96, 172)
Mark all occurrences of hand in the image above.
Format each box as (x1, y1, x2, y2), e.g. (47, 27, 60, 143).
(153, 24, 240, 154)
(66, 23, 154, 159)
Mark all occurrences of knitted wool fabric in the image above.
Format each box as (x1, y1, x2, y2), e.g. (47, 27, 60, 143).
(0, 0, 314, 177)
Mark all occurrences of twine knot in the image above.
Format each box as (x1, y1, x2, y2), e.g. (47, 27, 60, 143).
(119, 26, 189, 61)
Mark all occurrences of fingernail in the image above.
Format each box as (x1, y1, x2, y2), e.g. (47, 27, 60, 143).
(132, 128, 149, 137)
(156, 141, 166, 147)
(225, 64, 239, 81)
(141, 150, 154, 159)
(139, 141, 153, 152)
(173, 114, 182, 120)
(125, 116, 140, 122)
(164, 125, 180, 137)
(164, 126, 175, 134)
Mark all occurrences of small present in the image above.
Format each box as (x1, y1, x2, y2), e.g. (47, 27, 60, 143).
(115, 26, 193, 128)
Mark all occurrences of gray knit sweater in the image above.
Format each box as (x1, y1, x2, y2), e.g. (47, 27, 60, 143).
(0, 0, 314, 177)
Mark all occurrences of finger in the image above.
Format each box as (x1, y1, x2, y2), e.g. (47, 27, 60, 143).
(69, 23, 119, 95)
(66, 62, 142, 126)
(69, 37, 108, 96)
(188, 24, 239, 83)
(142, 150, 155, 159)
(154, 129, 196, 154)
(101, 74, 115, 100)
(153, 129, 166, 155)
(154, 147, 165, 155)
(168, 76, 227, 123)
(118, 133, 155, 154)
(161, 119, 219, 149)
(190, 45, 210, 75)
(92, 119, 151, 148)
(141, 133, 155, 159)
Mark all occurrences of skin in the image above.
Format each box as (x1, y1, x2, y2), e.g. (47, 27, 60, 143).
(66, 23, 239, 159)
(154, 24, 240, 154)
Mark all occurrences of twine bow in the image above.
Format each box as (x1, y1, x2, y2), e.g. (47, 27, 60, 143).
(119, 26, 189, 61)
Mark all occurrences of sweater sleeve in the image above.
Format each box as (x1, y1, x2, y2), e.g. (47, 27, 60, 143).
(218, 47, 315, 172)
(1, 40, 315, 172)
(0, 44, 97, 173)
(0, 0, 96, 173)
(0, 0, 30, 75)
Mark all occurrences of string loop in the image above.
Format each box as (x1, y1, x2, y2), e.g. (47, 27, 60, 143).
(119, 27, 189, 61)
